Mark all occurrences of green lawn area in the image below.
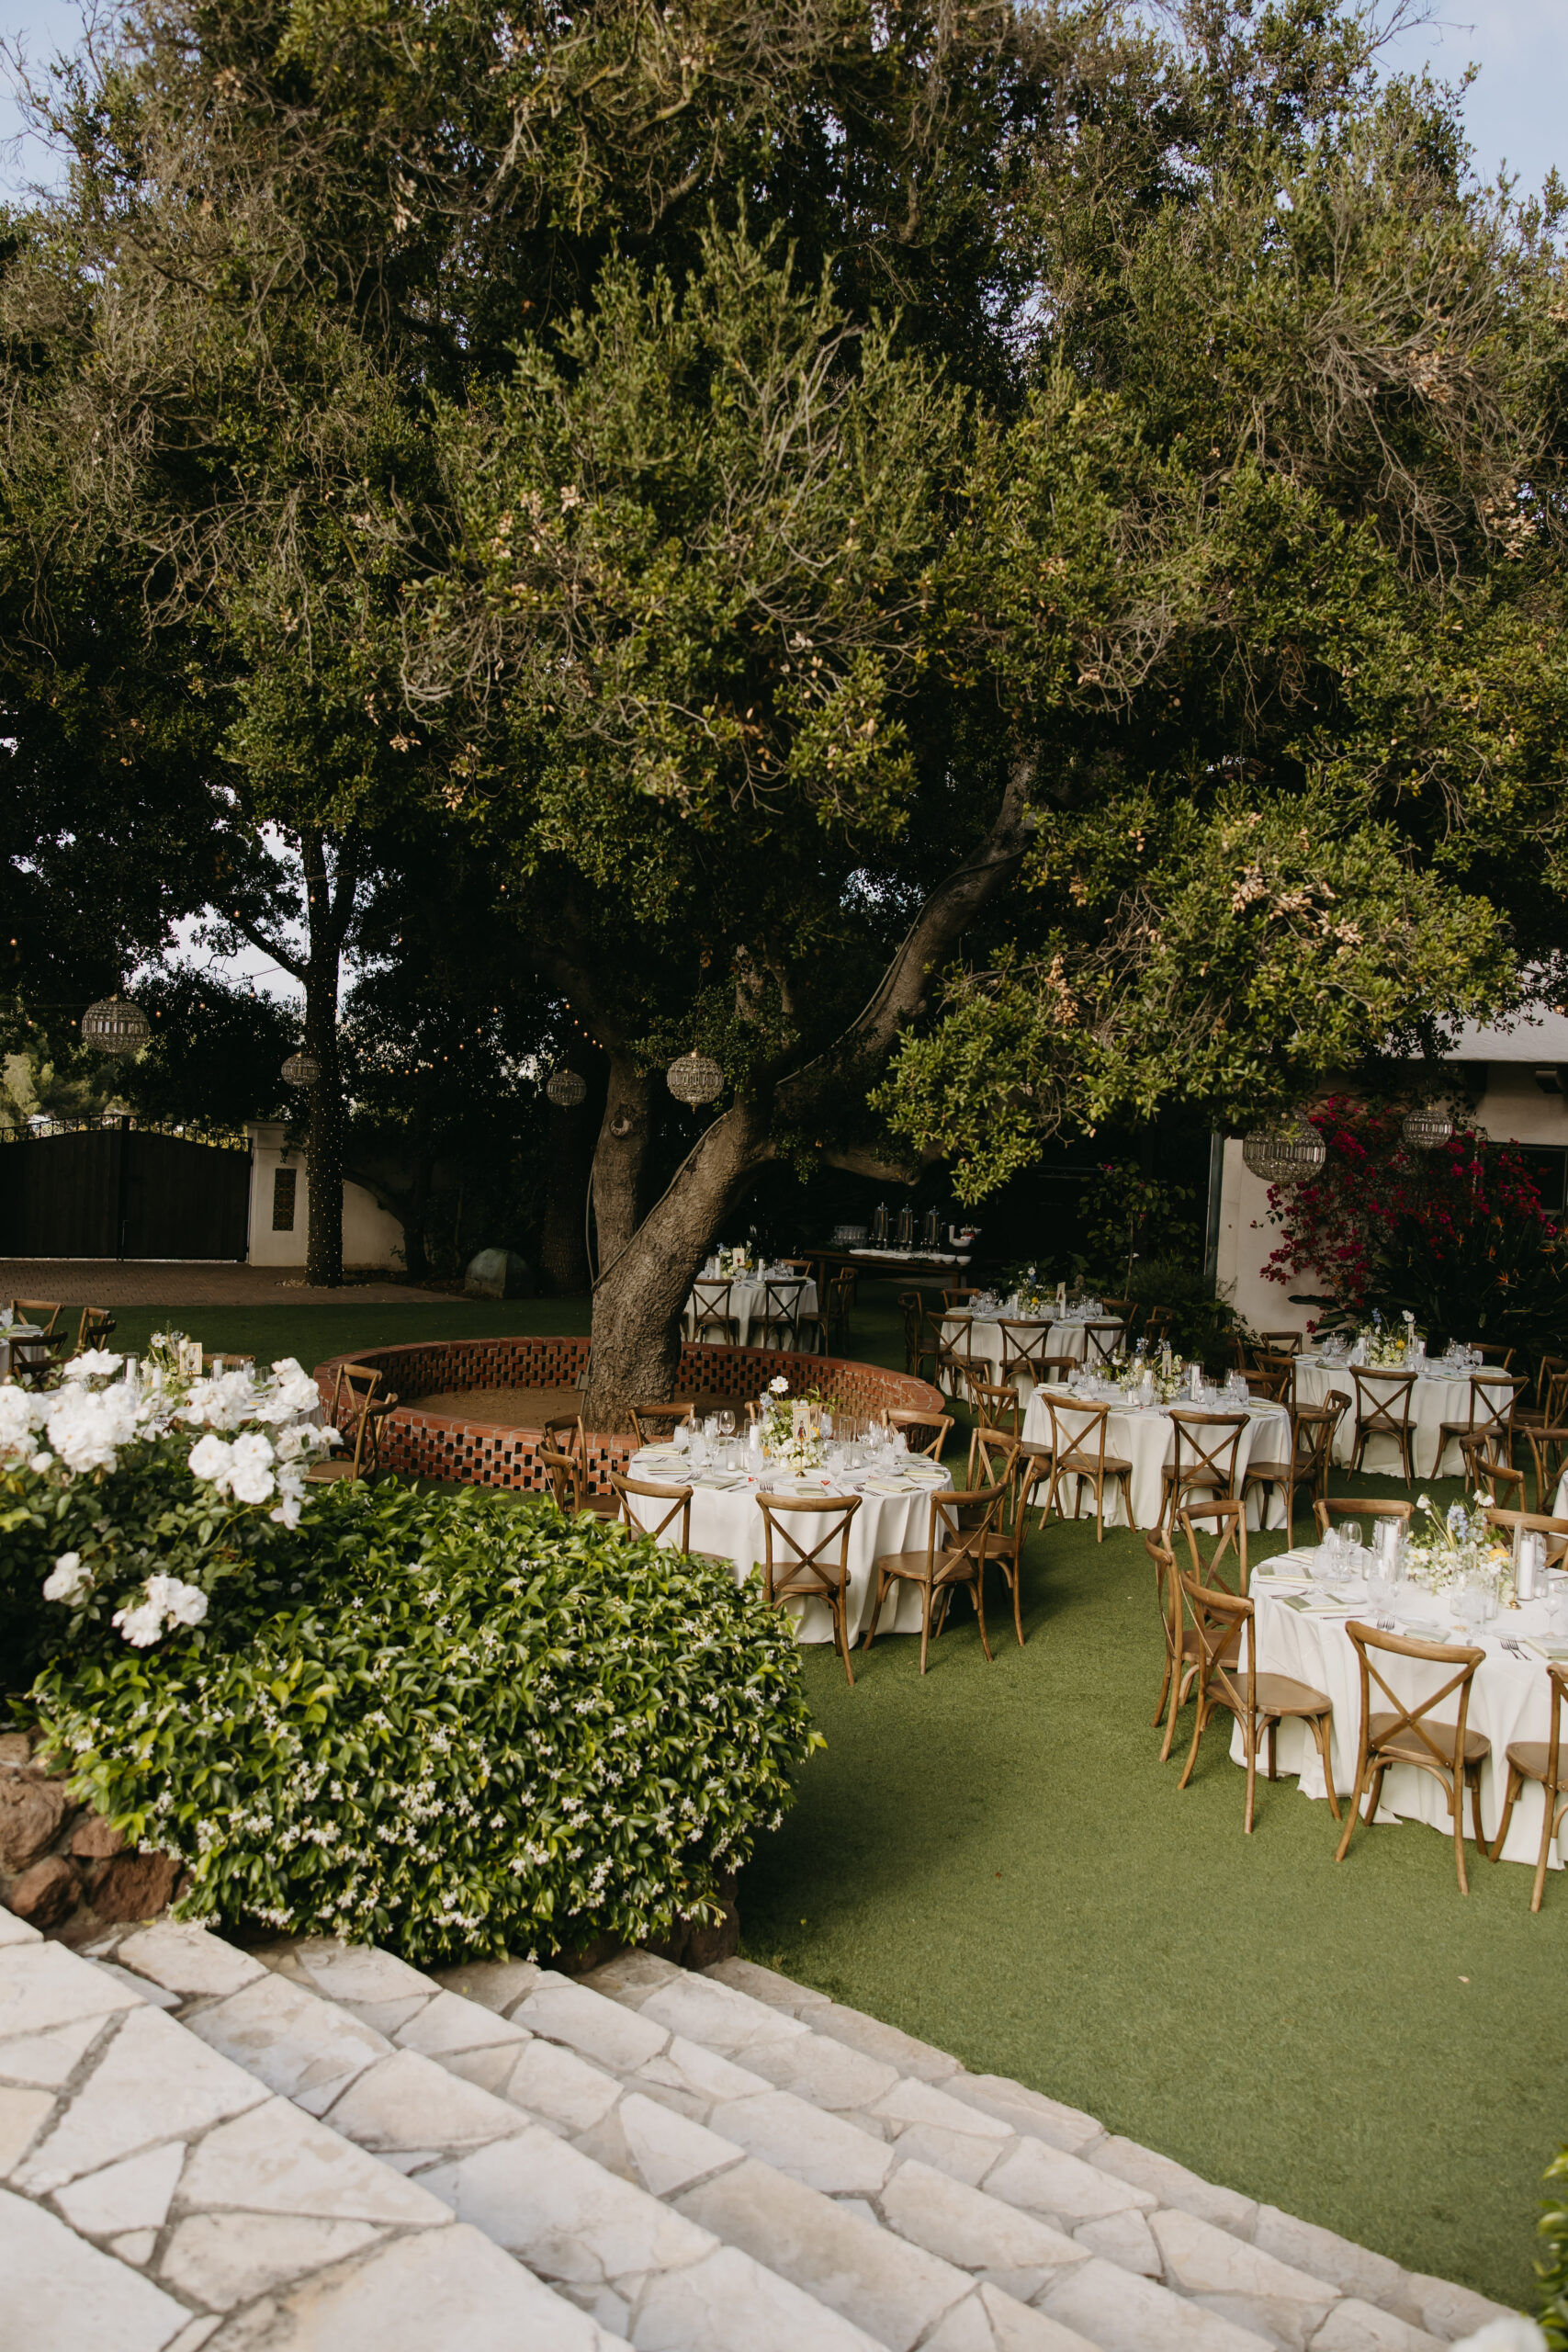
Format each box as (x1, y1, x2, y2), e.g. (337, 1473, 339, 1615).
(101, 1279, 1559, 2309)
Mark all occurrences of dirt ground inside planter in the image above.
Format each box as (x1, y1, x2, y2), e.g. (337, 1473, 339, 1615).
(405, 1385, 589, 1424)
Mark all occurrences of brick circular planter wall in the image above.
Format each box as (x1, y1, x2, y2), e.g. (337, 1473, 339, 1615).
(311, 1337, 947, 1497)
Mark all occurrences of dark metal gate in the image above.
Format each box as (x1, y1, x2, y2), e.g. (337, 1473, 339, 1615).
(0, 1122, 251, 1260)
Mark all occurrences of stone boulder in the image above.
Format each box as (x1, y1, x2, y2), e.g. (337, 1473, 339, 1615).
(463, 1247, 535, 1300)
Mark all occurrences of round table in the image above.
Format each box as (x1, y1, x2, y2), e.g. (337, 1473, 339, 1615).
(682, 1275, 818, 1348)
(938, 1315, 1125, 1396)
(1237, 1553, 1568, 1871)
(1292, 1357, 1494, 1480)
(620, 1447, 951, 1643)
(0, 1324, 43, 1380)
(1019, 1388, 1290, 1532)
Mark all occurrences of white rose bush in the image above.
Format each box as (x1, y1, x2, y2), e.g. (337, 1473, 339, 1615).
(6, 1344, 818, 1967)
(1, 1351, 339, 1680)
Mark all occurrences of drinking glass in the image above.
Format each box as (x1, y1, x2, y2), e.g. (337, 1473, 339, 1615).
(1312, 1532, 1341, 1584)
(1454, 1583, 1488, 1642)
(1341, 1521, 1363, 1556)
(717, 1409, 736, 1441)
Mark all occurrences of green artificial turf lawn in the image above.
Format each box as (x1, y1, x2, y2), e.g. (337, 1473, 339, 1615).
(99, 1280, 1560, 2306)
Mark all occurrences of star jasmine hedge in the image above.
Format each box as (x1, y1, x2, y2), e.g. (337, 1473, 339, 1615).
(32, 1482, 818, 1964)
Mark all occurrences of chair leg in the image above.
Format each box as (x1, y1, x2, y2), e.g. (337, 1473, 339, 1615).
(1178, 1690, 1210, 1790)
(836, 1586, 854, 1688)
(1160, 1659, 1193, 1764)
(1335, 1758, 1377, 1860)
(1152, 1653, 1172, 1730)
(1243, 1712, 1258, 1835)
(862, 1572, 889, 1651)
(1266, 1717, 1278, 1781)
(1308, 1712, 1342, 1821)
(973, 1570, 993, 1663)
(1453, 1770, 1471, 1895)
(1488, 1761, 1524, 1864)
(1470, 1764, 1491, 1860)
(919, 1582, 933, 1676)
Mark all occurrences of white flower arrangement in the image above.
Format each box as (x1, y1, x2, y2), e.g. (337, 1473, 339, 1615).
(1403, 1490, 1513, 1602)
(10, 1348, 341, 1642)
(759, 1377, 826, 1472)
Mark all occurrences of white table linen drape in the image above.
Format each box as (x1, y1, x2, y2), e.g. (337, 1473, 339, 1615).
(1019, 1391, 1290, 1532)
(682, 1277, 818, 1349)
(938, 1316, 1125, 1396)
(620, 1450, 952, 1643)
(1232, 1562, 1568, 1870)
(1292, 1359, 1494, 1480)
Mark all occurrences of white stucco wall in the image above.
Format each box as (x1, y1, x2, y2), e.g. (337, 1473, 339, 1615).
(245, 1122, 405, 1270)
(1213, 1063, 1568, 1334)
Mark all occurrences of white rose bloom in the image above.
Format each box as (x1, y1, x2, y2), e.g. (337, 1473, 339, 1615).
(29, 1453, 53, 1473)
(226, 1431, 276, 1505)
(253, 1359, 321, 1421)
(178, 1369, 258, 1430)
(42, 1552, 93, 1603)
(187, 1433, 234, 1485)
(0, 1385, 44, 1458)
(112, 1597, 164, 1647)
(62, 1349, 124, 1382)
(45, 1384, 140, 1476)
(146, 1573, 209, 1629)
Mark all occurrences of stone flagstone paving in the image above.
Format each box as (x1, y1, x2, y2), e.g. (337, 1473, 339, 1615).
(2, 1905, 1526, 2350)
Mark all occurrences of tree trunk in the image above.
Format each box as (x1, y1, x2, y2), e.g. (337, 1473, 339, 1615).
(300, 829, 357, 1289)
(540, 1096, 594, 1294)
(583, 1100, 769, 1426)
(590, 1057, 656, 1269)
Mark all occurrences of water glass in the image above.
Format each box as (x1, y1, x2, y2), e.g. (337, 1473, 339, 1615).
(1341, 1521, 1363, 1556)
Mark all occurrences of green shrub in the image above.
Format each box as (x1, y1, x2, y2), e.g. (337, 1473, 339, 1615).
(34, 1480, 818, 1966)
(1540, 2144, 1568, 2346)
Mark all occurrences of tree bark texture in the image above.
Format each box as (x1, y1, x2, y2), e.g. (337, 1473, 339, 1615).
(300, 829, 360, 1289)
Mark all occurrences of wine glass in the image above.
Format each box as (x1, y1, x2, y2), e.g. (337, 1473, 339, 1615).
(717, 1409, 736, 1442)
(1341, 1520, 1363, 1559)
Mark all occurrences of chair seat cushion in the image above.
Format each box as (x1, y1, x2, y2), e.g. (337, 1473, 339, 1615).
(1368, 1713, 1490, 1766)
(1242, 1459, 1292, 1484)
(1059, 1453, 1133, 1476)
(874, 1547, 974, 1585)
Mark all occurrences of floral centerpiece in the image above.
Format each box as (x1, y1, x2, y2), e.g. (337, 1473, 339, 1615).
(1007, 1261, 1051, 1315)
(1357, 1309, 1422, 1367)
(1402, 1490, 1514, 1604)
(716, 1244, 751, 1278)
(1, 1348, 340, 1670)
(759, 1374, 827, 1472)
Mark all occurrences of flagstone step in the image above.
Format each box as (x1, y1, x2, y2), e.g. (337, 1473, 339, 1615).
(222, 1931, 1114, 2352)
(0, 1908, 616, 2352)
(590, 1950, 1517, 2352)
(102, 1921, 886, 2352)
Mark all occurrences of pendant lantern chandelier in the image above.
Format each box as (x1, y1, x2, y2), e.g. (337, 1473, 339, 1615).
(81, 992, 151, 1057)
(281, 1050, 321, 1089)
(667, 1049, 724, 1106)
(1241, 1116, 1327, 1185)
(1402, 1103, 1455, 1151)
(546, 1067, 588, 1108)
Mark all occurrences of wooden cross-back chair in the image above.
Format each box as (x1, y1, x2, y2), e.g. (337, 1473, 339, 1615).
(1156, 1410, 1247, 1540)
(965, 1375, 1022, 1438)
(8, 1298, 62, 1336)
(1142, 1306, 1173, 1346)
(932, 1312, 976, 1401)
(1242, 1404, 1338, 1548)
(1459, 1432, 1525, 1508)
(1258, 1330, 1305, 1360)
(899, 1292, 932, 1379)
(1335, 1622, 1493, 1894)
(1489, 1662, 1568, 1911)
(1145, 1528, 1239, 1764)
(539, 1422, 616, 1519)
(963, 1427, 1037, 1649)
(1177, 1498, 1249, 1598)
(863, 1481, 1007, 1675)
(309, 1363, 398, 1482)
(1098, 1296, 1138, 1335)
(1482, 1506, 1568, 1569)
(1245, 1360, 1293, 1406)
(998, 1320, 1074, 1394)
(881, 1407, 953, 1461)
(1522, 1369, 1568, 1514)
(75, 1306, 118, 1354)
(757, 1493, 863, 1686)
(1313, 1497, 1415, 1537)
(1043, 1396, 1132, 1542)
(1080, 1320, 1124, 1372)
(1474, 1342, 1517, 1369)
(1438, 1373, 1527, 1478)
(753, 1279, 805, 1351)
(690, 1280, 738, 1344)
(611, 1472, 694, 1553)
(627, 1400, 697, 1449)
(1349, 1369, 1418, 1485)
(1177, 1570, 1338, 1834)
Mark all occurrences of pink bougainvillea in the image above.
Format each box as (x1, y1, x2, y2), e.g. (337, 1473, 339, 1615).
(1263, 1096, 1555, 1321)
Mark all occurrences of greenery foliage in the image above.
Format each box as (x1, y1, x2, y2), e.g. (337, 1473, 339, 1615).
(1262, 1097, 1567, 1358)
(1541, 2144, 1568, 2348)
(30, 1481, 817, 1964)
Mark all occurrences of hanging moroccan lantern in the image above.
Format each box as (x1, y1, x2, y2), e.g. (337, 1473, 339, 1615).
(81, 993, 150, 1057)
(1242, 1117, 1326, 1184)
(1402, 1103, 1454, 1151)
(546, 1068, 588, 1108)
(281, 1050, 321, 1089)
(667, 1050, 724, 1105)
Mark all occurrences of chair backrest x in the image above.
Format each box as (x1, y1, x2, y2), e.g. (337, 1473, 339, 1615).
(927, 1482, 1006, 1574)
(1168, 1410, 1247, 1502)
(1351, 1368, 1416, 1436)
(757, 1493, 862, 1603)
(965, 1375, 1021, 1436)
(1483, 1506, 1568, 1567)
(1179, 1567, 1255, 1717)
(1177, 1498, 1249, 1596)
(1046, 1395, 1111, 1472)
(1463, 1371, 1526, 1436)
(998, 1321, 1059, 1381)
(628, 1400, 697, 1447)
(883, 1407, 953, 1460)
(612, 1472, 693, 1552)
(1081, 1320, 1123, 1370)
(1343, 1620, 1484, 1781)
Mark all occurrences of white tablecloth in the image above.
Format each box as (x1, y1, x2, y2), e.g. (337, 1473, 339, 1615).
(1234, 1555, 1567, 1870)
(1020, 1391, 1289, 1531)
(1293, 1359, 1493, 1480)
(682, 1277, 818, 1348)
(0, 1325, 43, 1380)
(620, 1449, 952, 1643)
(939, 1316, 1125, 1395)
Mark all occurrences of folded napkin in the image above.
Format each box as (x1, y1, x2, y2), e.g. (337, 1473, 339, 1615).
(863, 1476, 912, 1496)
(1521, 1638, 1568, 1663)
